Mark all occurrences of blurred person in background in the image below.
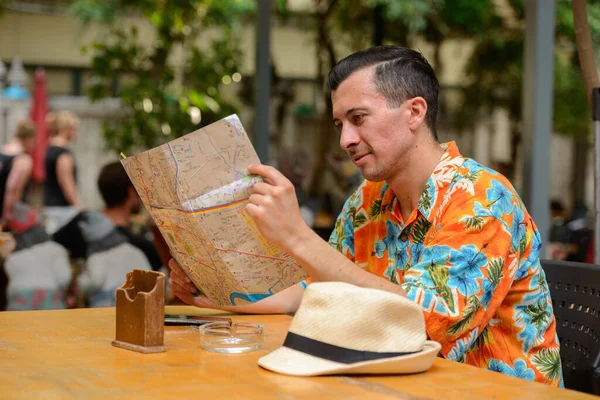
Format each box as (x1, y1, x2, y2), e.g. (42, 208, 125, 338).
(276, 147, 317, 229)
(0, 120, 36, 310)
(53, 161, 158, 307)
(548, 199, 570, 260)
(3, 203, 71, 310)
(97, 161, 163, 271)
(43, 111, 81, 234)
(565, 201, 592, 262)
(74, 210, 152, 307)
(0, 120, 36, 226)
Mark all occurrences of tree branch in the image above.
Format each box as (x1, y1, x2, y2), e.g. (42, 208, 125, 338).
(573, 0, 600, 112)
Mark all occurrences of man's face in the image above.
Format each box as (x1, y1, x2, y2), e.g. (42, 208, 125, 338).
(331, 67, 414, 182)
(127, 186, 142, 214)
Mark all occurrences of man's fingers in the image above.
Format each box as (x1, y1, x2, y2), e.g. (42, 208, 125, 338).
(245, 203, 261, 219)
(248, 193, 267, 207)
(251, 181, 271, 195)
(169, 276, 197, 294)
(248, 164, 290, 187)
(191, 296, 215, 308)
(168, 258, 191, 283)
(168, 258, 182, 273)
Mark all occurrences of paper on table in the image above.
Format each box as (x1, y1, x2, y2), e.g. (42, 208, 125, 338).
(121, 115, 307, 306)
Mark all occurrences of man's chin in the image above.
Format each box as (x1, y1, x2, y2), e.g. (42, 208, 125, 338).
(361, 169, 386, 183)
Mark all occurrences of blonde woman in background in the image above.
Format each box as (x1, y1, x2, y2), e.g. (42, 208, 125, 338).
(43, 111, 81, 234)
(0, 120, 36, 226)
(0, 120, 72, 311)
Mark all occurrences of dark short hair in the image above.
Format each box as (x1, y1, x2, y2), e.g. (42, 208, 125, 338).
(327, 46, 439, 140)
(97, 161, 132, 208)
(550, 199, 565, 213)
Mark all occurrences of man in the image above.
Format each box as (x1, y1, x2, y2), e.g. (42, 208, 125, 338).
(169, 46, 562, 386)
(97, 161, 163, 271)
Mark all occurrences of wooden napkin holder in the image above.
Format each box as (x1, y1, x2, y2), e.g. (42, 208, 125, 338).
(112, 269, 166, 353)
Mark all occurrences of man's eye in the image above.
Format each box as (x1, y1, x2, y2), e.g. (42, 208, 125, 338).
(334, 123, 342, 132)
(353, 114, 364, 123)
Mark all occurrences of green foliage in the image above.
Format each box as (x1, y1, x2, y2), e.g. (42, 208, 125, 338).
(71, 0, 253, 153)
(471, 325, 491, 351)
(531, 348, 562, 382)
(412, 215, 432, 244)
(487, 257, 504, 285)
(523, 299, 552, 331)
(459, 0, 600, 139)
(448, 295, 480, 335)
(461, 215, 484, 231)
(331, 0, 600, 142)
(369, 198, 383, 219)
(333, 0, 498, 54)
(353, 211, 368, 228)
(418, 183, 432, 211)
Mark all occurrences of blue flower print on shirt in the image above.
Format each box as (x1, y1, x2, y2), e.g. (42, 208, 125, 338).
(515, 259, 531, 281)
(510, 205, 526, 252)
(449, 244, 486, 281)
(447, 329, 478, 361)
(420, 245, 453, 264)
(489, 359, 535, 381)
(409, 242, 424, 264)
(448, 273, 480, 296)
(481, 278, 495, 308)
(473, 201, 494, 218)
(528, 230, 542, 264)
(487, 180, 514, 218)
(407, 245, 452, 288)
(517, 319, 538, 353)
(374, 220, 402, 259)
(341, 217, 355, 257)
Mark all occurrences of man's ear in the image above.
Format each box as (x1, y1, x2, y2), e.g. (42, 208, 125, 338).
(407, 97, 428, 131)
(126, 185, 138, 202)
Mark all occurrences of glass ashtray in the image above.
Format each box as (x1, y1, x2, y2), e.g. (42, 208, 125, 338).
(200, 322, 264, 354)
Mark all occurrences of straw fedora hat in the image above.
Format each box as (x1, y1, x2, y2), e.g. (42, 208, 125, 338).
(258, 282, 441, 376)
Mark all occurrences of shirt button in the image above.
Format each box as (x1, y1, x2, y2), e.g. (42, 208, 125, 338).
(399, 234, 409, 242)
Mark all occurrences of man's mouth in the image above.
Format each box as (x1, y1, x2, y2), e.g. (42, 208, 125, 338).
(352, 153, 369, 164)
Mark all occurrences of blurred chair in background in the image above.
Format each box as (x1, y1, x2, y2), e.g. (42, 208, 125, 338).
(542, 259, 600, 395)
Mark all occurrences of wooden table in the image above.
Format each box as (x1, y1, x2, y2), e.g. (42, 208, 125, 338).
(0, 307, 595, 399)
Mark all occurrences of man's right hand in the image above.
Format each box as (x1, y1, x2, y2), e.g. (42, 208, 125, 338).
(168, 258, 216, 308)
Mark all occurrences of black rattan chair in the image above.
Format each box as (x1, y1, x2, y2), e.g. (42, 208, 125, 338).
(542, 259, 600, 394)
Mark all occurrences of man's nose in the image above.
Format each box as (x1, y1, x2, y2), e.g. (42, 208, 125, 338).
(339, 125, 360, 151)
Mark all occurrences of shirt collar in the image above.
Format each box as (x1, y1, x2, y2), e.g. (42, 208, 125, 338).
(380, 141, 465, 223)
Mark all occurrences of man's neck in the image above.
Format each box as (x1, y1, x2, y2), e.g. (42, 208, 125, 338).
(103, 206, 130, 228)
(387, 135, 444, 220)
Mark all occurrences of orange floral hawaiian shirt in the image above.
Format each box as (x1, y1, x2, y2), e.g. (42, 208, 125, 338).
(329, 141, 563, 386)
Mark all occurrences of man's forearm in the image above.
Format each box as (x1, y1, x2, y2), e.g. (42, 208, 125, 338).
(287, 227, 407, 297)
(211, 283, 304, 314)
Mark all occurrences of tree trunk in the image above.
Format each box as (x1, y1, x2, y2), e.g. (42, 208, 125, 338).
(433, 41, 443, 78)
(509, 123, 521, 184)
(308, 0, 338, 197)
(572, 0, 600, 108)
(571, 136, 589, 207)
(373, 5, 385, 46)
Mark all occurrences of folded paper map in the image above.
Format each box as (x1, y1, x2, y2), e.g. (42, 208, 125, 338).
(121, 115, 307, 306)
